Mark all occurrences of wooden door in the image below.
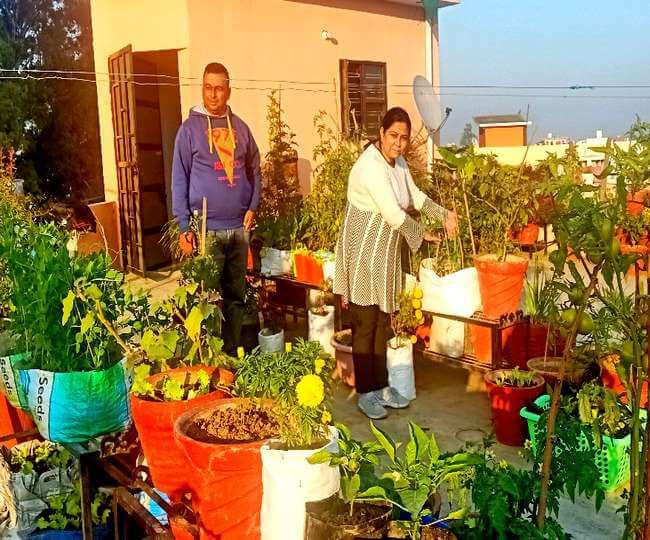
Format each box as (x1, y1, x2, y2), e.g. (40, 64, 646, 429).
(108, 45, 146, 274)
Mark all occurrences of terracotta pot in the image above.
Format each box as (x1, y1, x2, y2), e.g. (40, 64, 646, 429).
(484, 370, 545, 446)
(305, 496, 391, 540)
(474, 255, 529, 318)
(331, 330, 354, 387)
(526, 356, 587, 386)
(130, 366, 234, 500)
(174, 398, 271, 540)
(293, 253, 324, 286)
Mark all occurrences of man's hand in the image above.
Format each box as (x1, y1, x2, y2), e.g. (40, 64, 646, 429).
(244, 210, 256, 231)
(179, 231, 197, 258)
(445, 211, 459, 238)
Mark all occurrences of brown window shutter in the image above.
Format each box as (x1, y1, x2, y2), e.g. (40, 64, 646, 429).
(340, 60, 386, 136)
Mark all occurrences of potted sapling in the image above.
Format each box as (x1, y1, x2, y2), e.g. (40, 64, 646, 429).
(388, 289, 425, 402)
(305, 423, 391, 539)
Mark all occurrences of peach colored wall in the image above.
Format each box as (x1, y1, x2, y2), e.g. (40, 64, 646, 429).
(479, 125, 527, 148)
(91, 0, 442, 196)
(183, 0, 429, 192)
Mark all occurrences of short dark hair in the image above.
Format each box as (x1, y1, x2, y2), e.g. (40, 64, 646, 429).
(203, 62, 230, 83)
(381, 107, 411, 135)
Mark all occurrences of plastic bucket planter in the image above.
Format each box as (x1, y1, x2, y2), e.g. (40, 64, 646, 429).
(472, 255, 529, 364)
(130, 366, 233, 500)
(305, 496, 391, 540)
(521, 394, 637, 491)
(293, 253, 324, 286)
(174, 398, 272, 540)
(484, 369, 545, 446)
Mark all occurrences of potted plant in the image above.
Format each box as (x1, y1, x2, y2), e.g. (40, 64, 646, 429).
(331, 329, 354, 387)
(29, 483, 112, 539)
(233, 340, 339, 540)
(484, 367, 545, 446)
(305, 423, 391, 539)
(308, 286, 335, 357)
(173, 397, 279, 540)
(387, 289, 425, 402)
(0, 219, 135, 444)
(68, 278, 235, 501)
(369, 421, 477, 540)
(522, 256, 562, 364)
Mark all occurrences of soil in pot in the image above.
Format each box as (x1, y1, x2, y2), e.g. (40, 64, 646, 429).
(186, 401, 278, 443)
(385, 522, 456, 540)
(526, 356, 593, 386)
(305, 495, 391, 540)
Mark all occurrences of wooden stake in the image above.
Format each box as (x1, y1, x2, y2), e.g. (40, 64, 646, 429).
(201, 197, 207, 256)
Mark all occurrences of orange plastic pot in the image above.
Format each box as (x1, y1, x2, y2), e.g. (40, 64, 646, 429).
(174, 398, 270, 540)
(0, 392, 35, 448)
(130, 366, 233, 500)
(509, 223, 540, 245)
(626, 189, 650, 217)
(474, 255, 529, 318)
(293, 253, 324, 286)
(484, 370, 545, 446)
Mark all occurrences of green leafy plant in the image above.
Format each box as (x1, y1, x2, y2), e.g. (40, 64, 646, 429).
(576, 382, 632, 445)
(308, 423, 386, 516)
(233, 339, 335, 449)
(369, 421, 478, 540)
(524, 256, 560, 325)
(35, 484, 111, 532)
(494, 367, 540, 388)
(6, 440, 72, 476)
(131, 366, 218, 403)
(302, 111, 362, 251)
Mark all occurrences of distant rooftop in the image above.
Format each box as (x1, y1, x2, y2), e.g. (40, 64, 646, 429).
(474, 114, 528, 125)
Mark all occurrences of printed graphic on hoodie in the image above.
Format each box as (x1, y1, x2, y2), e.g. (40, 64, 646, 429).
(208, 127, 238, 186)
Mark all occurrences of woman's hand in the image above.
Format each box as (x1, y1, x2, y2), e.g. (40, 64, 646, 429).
(445, 211, 459, 238)
(423, 231, 441, 243)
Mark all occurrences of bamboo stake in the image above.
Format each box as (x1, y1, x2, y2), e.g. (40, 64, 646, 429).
(201, 197, 207, 256)
(458, 171, 476, 256)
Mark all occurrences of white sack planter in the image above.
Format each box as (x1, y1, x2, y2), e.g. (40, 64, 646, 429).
(308, 305, 335, 357)
(258, 328, 285, 353)
(419, 262, 481, 359)
(387, 337, 415, 401)
(260, 427, 340, 540)
(260, 248, 292, 276)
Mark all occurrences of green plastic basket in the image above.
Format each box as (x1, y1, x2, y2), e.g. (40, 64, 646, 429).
(520, 394, 631, 492)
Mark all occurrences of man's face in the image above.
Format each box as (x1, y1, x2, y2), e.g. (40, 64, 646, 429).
(202, 72, 230, 116)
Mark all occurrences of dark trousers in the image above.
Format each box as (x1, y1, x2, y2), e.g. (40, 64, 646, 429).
(206, 228, 249, 355)
(350, 303, 393, 394)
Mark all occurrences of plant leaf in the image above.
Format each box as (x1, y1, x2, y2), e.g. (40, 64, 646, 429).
(370, 421, 396, 463)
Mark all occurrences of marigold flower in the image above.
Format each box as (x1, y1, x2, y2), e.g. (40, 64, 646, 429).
(321, 409, 332, 424)
(314, 358, 325, 375)
(296, 374, 324, 408)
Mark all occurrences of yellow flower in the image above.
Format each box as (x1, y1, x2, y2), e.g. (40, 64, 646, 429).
(321, 410, 332, 424)
(412, 298, 422, 309)
(499, 460, 508, 469)
(296, 374, 325, 408)
(237, 347, 245, 359)
(410, 335, 418, 344)
(285, 342, 293, 353)
(412, 287, 423, 300)
(415, 309, 423, 321)
(314, 358, 325, 375)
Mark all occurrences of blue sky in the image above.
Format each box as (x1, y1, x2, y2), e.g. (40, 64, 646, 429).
(438, 0, 650, 144)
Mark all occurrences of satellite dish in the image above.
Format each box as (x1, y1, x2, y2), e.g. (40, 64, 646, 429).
(413, 75, 451, 138)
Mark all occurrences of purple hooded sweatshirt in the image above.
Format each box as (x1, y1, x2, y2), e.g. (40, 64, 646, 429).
(172, 105, 261, 232)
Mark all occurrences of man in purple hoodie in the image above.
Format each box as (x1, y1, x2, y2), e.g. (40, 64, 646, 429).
(172, 62, 261, 354)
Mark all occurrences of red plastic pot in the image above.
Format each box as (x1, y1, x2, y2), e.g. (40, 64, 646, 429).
(293, 253, 324, 286)
(484, 370, 545, 446)
(174, 398, 270, 540)
(130, 366, 233, 500)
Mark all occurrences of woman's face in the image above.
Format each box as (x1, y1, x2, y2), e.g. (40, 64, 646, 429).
(379, 121, 410, 160)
